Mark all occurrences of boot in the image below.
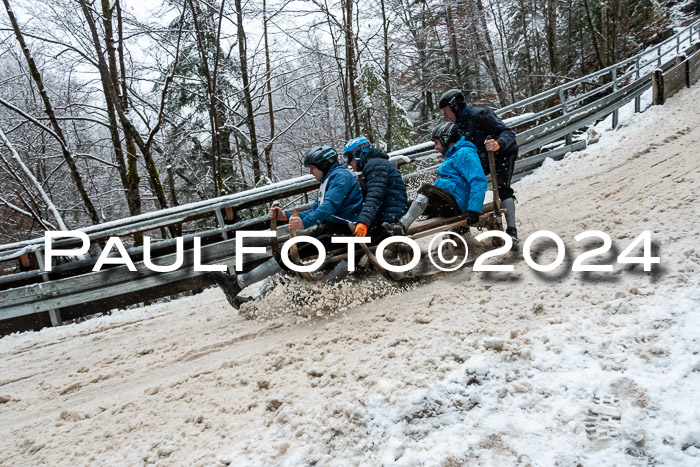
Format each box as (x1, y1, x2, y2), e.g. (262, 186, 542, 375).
(234, 295, 254, 307)
(383, 193, 429, 235)
(505, 226, 519, 250)
(382, 221, 405, 236)
(211, 271, 242, 309)
(233, 276, 274, 308)
(325, 260, 349, 284)
(238, 257, 283, 288)
(502, 198, 518, 251)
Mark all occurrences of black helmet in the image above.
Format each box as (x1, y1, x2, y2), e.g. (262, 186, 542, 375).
(303, 145, 338, 174)
(438, 89, 466, 115)
(431, 122, 459, 149)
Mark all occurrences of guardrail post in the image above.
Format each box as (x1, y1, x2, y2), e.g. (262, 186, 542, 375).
(611, 68, 619, 129)
(558, 88, 573, 145)
(634, 57, 641, 113)
(214, 209, 231, 240)
(652, 69, 664, 105)
(33, 248, 63, 327)
(658, 45, 662, 66)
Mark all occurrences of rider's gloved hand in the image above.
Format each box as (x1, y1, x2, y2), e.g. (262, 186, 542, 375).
(354, 223, 368, 237)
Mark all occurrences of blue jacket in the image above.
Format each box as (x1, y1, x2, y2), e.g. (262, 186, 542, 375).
(434, 137, 488, 213)
(456, 105, 518, 161)
(286, 162, 363, 228)
(356, 149, 408, 226)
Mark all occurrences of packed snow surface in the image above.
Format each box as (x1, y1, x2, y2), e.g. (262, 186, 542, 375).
(1, 85, 699, 466)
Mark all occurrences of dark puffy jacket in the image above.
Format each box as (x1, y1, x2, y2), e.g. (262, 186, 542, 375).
(456, 105, 518, 164)
(285, 162, 363, 228)
(356, 149, 408, 226)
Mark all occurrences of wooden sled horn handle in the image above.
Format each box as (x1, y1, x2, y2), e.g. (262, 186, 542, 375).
(270, 201, 280, 254)
(347, 222, 388, 276)
(288, 208, 314, 282)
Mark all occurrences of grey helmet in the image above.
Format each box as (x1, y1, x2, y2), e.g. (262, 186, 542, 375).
(303, 145, 338, 174)
(438, 89, 466, 115)
(431, 122, 459, 149)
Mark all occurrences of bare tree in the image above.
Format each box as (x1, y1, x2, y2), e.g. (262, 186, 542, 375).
(3, 0, 100, 224)
(234, 0, 262, 184)
(0, 126, 68, 230)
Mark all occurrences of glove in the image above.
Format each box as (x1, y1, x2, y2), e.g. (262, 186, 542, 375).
(467, 210, 480, 225)
(354, 222, 368, 237)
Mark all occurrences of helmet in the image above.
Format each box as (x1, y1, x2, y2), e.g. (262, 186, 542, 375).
(343, 137, 372, 162)
(303, 145, 338, 174)
(431, 122, 459, 149)
(438, 89, 466, 115)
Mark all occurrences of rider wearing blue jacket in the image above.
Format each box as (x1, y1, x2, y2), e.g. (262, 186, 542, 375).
(284, 158, 363, 229)
(211, 145, 363, 309)
(434, 136, 487, 215)
(385, 122, 487, 235)
(439, 89, 519, 244)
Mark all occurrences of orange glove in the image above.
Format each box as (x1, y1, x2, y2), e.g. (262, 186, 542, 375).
(354, 222, 368, 237)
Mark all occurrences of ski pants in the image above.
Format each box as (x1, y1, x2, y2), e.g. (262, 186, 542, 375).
(481, 150, 517, 201)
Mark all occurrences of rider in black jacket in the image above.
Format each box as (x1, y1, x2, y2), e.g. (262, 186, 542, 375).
(343, 137, 408, 241)
(438, 89, 519, 245)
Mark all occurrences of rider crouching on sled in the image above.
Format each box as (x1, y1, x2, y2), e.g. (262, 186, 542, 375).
(384, 122, 488, 235)
(211, 145, 363, 309)
(344, 137, 408, 243)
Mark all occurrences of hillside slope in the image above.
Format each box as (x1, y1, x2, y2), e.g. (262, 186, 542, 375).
(1, 85, 699, 465)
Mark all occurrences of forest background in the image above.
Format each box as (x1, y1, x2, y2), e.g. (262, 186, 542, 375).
(0, 0, 697, 244)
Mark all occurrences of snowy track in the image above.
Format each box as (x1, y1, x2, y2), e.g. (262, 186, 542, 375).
(1, 86, 699, 465)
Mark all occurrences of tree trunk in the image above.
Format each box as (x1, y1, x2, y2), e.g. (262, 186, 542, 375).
(446, 4, 463, 89)
(116, 0, 141, 219)
(116, 0, 141, 220)
(344, 0, 361, 135)
(102, 0, 142, 222)
(583, 0, 606, 68)
(3, 0, 100, 225)
(235, 0, 262, 184)
(79, 0, 170, 212)
(188, 0, 222, 196)
(518, 0, 536, 95)
(473, 0, 507, 105)
(488, 0, 516, 102)
(545, 0, 558, 84)
(380, 0, 393, 151)
(263, 0, 274, 180)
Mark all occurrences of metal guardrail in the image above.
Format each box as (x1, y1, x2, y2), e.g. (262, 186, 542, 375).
(0, 19, 698, 332)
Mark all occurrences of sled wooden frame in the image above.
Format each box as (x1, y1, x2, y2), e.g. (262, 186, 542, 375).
(360, 147, 506, 276)
(270, 201, 280, 255)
